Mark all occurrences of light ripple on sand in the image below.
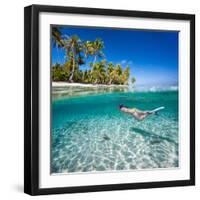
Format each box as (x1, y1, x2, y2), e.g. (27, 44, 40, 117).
(51, 112, 178, 173)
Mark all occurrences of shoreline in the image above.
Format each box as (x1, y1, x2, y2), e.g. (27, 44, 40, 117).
(52, 82, 178, 95)
(52, 82, 128, 88)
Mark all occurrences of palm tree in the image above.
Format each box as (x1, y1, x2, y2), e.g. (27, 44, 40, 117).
(113, 64, 123, 84)
(91, 60, 106, 84)
(91, 38, 105, 64)
(52, 63, 66, 81)
(52, 27, 63, 47)
(107, 62, 115, 84)
(122, 66, 130, 85)
(52, 27, 64, 64)
(83, 41, 93, 58)
(51, 31, 136, 85)
(63, 35, 82, 82)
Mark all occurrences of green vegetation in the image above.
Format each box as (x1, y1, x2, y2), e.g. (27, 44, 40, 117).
(52, 27, 136, 85)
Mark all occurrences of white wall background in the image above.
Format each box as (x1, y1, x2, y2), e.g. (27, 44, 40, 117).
(0, 0, 199, 199)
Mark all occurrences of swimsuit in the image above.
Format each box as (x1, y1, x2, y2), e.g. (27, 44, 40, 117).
(130, 108, 136, 112)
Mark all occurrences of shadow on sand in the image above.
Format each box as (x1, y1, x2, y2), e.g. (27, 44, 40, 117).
(130, 127, 177, 145)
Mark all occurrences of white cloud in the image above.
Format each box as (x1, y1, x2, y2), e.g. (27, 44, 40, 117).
(121, 60, 127, 64)
(120, 60, 133, 65)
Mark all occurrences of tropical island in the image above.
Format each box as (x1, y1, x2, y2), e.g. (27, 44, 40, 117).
(52, 27, 136, 86)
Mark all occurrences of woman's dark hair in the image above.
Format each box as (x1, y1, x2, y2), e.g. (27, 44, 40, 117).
(119, 104, 124, 109)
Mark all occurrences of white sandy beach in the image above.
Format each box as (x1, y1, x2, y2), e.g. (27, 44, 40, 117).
(52, 82, 128, 88)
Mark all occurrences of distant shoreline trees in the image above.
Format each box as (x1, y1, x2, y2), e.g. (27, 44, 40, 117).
(52, 27, 136, 85)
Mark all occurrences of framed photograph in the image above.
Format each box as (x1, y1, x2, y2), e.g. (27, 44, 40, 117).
(24, 4, 195, 195)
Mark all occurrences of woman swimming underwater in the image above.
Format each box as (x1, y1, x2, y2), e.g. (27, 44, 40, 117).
(119, 104, 165, 121)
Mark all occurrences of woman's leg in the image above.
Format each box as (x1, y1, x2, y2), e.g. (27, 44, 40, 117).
(132, 111, 150, 121)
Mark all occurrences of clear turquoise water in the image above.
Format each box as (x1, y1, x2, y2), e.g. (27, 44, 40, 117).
(51, 89, 178, 174)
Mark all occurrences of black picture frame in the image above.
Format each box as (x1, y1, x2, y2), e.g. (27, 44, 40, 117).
(24, 4, 195, 196)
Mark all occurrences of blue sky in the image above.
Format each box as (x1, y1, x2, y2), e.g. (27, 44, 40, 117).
(52, 26, 178, 87)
